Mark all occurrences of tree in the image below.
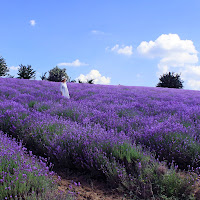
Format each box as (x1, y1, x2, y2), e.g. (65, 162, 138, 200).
(156, 72, 183, 89)
(40, 72, 47, 80)
(17, 64, 36, 79)
(47, 66, 69, 82)
(87, 79, 94, 84)
(0, 56, 9, 77)
(7, 74, 15, 78)
(67, 77, 76, 83)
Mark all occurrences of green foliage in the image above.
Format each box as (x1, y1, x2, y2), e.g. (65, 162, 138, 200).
(37, 104, 50, 112)
(7, 74, 15, 78)
(47, 66, 69, 82)
(155, 168, 196, 200)
(17, 64, 36, 79)
(141, 131, 200, 169)
(78, 79, 94, 84)
(52, 108, 80, 122)
(28, 101, 36, 108)
(99, 143, 196, 199)
(0, 56, 9, 77)
(87, 79, 94, 84)
(157, 72, 184, 89)
(40, 72, 47, 80)
(112, 143, 142, 163)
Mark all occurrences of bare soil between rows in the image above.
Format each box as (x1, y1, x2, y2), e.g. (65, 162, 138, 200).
(54, 169, 200, 200)
(55, 170, 126, 200)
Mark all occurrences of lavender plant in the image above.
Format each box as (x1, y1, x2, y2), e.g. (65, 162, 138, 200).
(0, 131, 73, 200)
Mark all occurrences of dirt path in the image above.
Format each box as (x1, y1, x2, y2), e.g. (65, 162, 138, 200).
(55, 171, 126, 200)
(55, 170, 200, 200)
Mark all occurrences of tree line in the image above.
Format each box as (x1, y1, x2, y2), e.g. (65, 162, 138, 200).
(0, 55, 183, 88)
(0, 56, 95, 84)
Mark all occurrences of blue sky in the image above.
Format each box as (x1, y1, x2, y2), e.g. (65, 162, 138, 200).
(1, 0, 200, 89)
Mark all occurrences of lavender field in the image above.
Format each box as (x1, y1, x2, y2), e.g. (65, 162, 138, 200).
(1, 77, 200, 199)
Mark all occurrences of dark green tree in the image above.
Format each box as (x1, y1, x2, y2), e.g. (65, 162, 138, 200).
(17, 64, 36, 79)
(40, 72, 47, 80)
(87, 79, 94, 84)
(156, 72, 183, 89)
(68, 77, 76, 83)
(47, 66, 69, 82)
(0, 56, 9, 76)
(7, 74, 15, 78)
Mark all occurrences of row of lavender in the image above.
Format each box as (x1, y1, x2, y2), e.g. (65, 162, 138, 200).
(0, 131, 73, 200)
(0, 77, 199, 199)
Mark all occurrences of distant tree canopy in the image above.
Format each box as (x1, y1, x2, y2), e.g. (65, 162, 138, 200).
(68, 77, 76, 83)
(7, 74, 15, 78)
(47, 66, 69, 82)
(87, 79, 94, 84)
(0, 56, 9, 77)
(156, 72, 183, 89)
(40, 72, 47, 80)
(77, 79, 94, 84)
(17, 64, 36, 79)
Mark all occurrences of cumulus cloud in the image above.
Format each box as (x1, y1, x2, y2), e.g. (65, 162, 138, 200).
(110, 44, 133, 56)
(186, 80, 200, 90)
(57, 59, 88, 67)
(137, 33, 200, 90)
(9, 66, 19, 71)
(137, 34, 197, 59)
(76, 70, 111, 85)
(30, 20, 36, 26)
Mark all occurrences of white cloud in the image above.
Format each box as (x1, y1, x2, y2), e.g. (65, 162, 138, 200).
(185, 65, 200, 77)
(110, 44, 133, 56)
(137, 34, 197, 59)
(180, 65, 200, 89)
(30, 20, 36, 26)
(91, 30, 105, 35)
(9, 66, 19, 71)
(187, 80, 200, 90)
(76, 70, 111, 85)
(57, 59, 88, 67)
(7, 66, 20, 78)
(137, 33, 200, 90)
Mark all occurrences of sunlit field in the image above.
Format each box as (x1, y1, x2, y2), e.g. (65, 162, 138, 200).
(1, 77, 200, 199)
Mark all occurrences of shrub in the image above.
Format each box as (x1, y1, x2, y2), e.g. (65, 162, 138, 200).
(157, 72, 183, 89)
